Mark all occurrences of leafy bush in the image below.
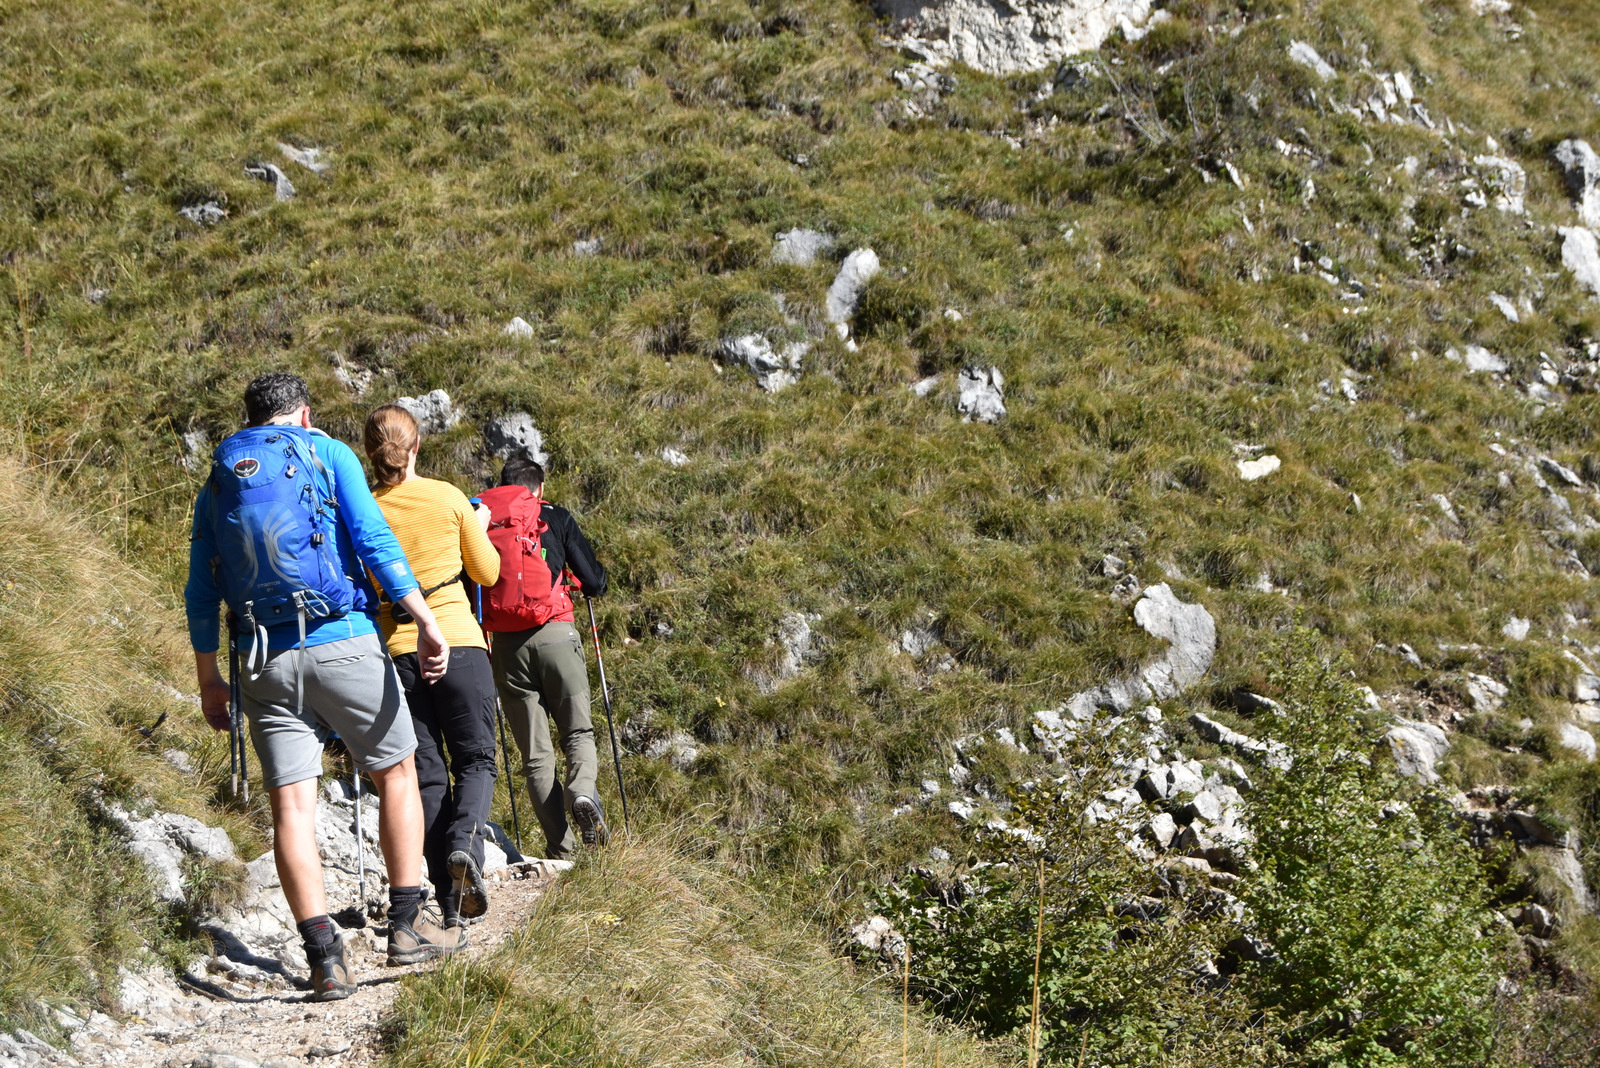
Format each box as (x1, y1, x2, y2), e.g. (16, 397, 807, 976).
(877, 631, 1505, 1066)
(1241, 630, 1501, 1066)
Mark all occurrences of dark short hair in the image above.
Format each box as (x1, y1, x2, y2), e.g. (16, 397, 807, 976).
(244, 372, 311, 425)
(500, 457, 546, 491)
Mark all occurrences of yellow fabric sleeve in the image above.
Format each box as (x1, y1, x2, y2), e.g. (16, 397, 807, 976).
(372, 478, 501, 657)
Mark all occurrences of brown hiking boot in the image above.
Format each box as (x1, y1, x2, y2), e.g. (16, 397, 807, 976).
(387, 912, 467, 966)
(308, 934, 357, 1001)
(448, 850, 490, 920)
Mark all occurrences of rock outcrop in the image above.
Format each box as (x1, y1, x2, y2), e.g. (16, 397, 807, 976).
(878, 0, 1156, 76)
(484, 411, 548, 463)
(395, 388, 460, 434)
(956, 366, 1006, 423)
(721, 333, 809, 392)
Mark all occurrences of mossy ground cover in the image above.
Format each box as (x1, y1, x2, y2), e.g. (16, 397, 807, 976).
(7, 0, 1600, 1056)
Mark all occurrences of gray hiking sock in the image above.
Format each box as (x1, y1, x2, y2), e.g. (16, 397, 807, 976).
(388, 885, 425, 929)
(297, 915, 337, 959)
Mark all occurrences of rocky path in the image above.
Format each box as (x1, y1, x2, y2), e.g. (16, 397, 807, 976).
(19, 862, 562, 1068)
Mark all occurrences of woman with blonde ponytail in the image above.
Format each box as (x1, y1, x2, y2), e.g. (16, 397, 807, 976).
(364, 404, 502, 927)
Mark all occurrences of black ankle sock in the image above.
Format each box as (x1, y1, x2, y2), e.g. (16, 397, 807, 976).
(297, 915, 337, 957)
(389, 885, 425, 929)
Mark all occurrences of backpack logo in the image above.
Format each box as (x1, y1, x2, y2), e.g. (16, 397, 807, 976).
(232, 458, 261, 478)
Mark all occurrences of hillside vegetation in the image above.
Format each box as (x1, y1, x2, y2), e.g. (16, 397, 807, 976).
(8, 0, 1600, 1061)
(0, 456, 254, 1030)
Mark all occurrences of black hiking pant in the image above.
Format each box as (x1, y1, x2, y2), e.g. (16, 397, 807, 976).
(393, 647, 499, 906)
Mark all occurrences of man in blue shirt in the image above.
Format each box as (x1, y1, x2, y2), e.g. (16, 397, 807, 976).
(186, 372, 463, 1000)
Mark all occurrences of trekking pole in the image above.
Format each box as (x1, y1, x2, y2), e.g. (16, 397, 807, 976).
(352, 752, 366, 911)
(585, 595, 631, 835)
(468, 542, 523, 852)
(228, 626, 241, 799)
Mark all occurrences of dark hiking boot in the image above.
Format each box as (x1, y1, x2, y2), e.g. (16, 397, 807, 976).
(387, 912, 467, 965)
(448, 849, 490, 920)
(572, 795, 610, 847)
(308, 934, 357, 1001)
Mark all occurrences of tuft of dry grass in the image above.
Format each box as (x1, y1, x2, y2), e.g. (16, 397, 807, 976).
(388, 830, 1007, 1068)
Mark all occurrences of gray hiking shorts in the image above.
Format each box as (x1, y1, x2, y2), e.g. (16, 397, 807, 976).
(240, 632, 417, 789)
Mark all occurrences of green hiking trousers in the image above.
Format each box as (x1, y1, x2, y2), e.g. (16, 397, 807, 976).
(490, 621, 596, 859)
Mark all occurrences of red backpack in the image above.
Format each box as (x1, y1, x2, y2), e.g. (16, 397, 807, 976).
(479, 485, 574, 632)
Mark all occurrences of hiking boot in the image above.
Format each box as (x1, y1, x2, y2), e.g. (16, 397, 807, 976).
(308, 934, 357, 1001)
(448, 849, 489, 920)
(387, 911, 467, 965)
(572, 795, 610, 847)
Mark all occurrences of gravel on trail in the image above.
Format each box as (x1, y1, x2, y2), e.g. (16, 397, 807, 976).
(41, 864, 562, 1068)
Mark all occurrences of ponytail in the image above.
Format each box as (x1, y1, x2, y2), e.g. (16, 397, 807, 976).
(363, 404, 419, 487)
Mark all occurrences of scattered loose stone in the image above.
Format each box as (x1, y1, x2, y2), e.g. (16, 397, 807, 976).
(1467, 674, 1509, 713)
(1489, 292, 1520, 322)
(824, 248, 880, 325)
(1559, 227, 1600, 298)
(659, 446, 690, 467)
(1473, 155, 1526, 214)
(910, 374, 940, 397)
(243, 162, 296, 201)
(572, 237, 602, 257)
(771, 228, 835, 266)
(1237, 454, 1281, 481)
(1503, 615, 1531, 641)
(1559, 722, 1597, 762)
(394, 389, 459, 435)
(278, 143, 330, 174)
(956, 366, 1005, 423)
(720, 334, 808, 392)
(1463, 344, 1507, 374)
(1287, 40, 1336, 82)
(179, 202, 227, 226)
(503, 317, 535, 339)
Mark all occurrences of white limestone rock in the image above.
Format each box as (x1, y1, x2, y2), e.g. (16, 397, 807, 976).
(1467, 674, 1509, 713)
(1473, 155, 1526, 215)
(721, 333, 809, 392)
(484, 411, 548, 464)
(179, 201, 227, 226)
(243, 162, 296, 201)
(395, 388, 460, 434)
(825, 248, 881, 324)
(110, 807, 237, 904)
(278, 142, 330, 175)
(1287, 40, 1336, 82)
(1237, 454, 1281, 481)
(660, 446, 690, 467)
(877, 0, 1155, 77)
(1559, 722, 1597, 762)
(503, 316, 535, 339)
(957, 365, 1006, 423)
(771, 228, 835, 266)
(572, 237, 602, 257)
(1386, 719, 1451, 782)
(1559, 227, 1600, 298)
(1464, 344, 1507, 374)
(1556, 140, 1600, 229)
(1503, 615, 1532, 641)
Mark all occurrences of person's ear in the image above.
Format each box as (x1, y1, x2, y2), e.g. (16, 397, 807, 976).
(298, 405, 313, 429)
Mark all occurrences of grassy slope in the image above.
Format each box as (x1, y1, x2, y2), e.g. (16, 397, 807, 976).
(389, 834, 1005, 1067)
(0, 457, 257, 1030)
(7, 0, 1600, 1043)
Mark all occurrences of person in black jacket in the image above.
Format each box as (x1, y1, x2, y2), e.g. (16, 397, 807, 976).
(488, 457, 611, 857)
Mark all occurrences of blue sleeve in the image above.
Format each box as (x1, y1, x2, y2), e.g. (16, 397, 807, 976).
(183, 484, 223, 654)
(322, 437, 420, 602)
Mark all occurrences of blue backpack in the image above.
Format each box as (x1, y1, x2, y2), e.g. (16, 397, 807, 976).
(205, 426, 357, 668)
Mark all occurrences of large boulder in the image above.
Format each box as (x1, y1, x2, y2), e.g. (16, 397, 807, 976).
(484, 411, 549, 463)
(1051, 584, 1216, 724)
(878, 0, 1156, 76)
